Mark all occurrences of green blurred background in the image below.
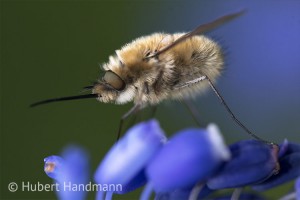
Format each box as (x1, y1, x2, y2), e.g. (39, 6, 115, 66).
(1, 1, 299, 199)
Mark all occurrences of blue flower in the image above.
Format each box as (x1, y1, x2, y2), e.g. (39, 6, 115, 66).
(207, 140, 279, 189)
(252, 141, 300, 191)
(94, 119, 166, 200)
(44, 145, 89, 200)
(43, 120, 300, 200)
(141, 124, 230, 199)
(113, 169, 147, 195)
(296, 177, 300, 200)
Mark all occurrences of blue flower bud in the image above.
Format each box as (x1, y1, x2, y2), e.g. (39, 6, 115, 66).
(296, 177, 300, 200)
(44, 145, 89, 200)
(44, 155, 66, 180)
(279, 139, 289, 158)
(114, 169, 147, 194)
(279, 140, 300, 158)
(146, 124, 230, 193)
(94, 119, 166, 199)
(253, 142, 300, 191)
(207, 140, 279, 189)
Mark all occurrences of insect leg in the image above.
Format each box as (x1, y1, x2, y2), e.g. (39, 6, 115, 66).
(117, 104, 141, 141)
(175, 76, 207, 89)
(175, 75, 275, 145)
(205, 76, 276, 145)
(182, 98, 204, 127)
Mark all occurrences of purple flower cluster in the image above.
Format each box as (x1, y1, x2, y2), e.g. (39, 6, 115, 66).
(44, 120, 300, 200)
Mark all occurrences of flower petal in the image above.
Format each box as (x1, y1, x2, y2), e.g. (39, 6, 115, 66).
(279, 141, 300, 158)
(296, 177, 300, 200)
(207, 140, 279, 189)
(253, 153, 300, 191)
(279, 139, 289, 158)
(146, 124, 230, 193)
(44, 145, 89, 200)
(114, 169, 147, 194)
(44, 155, 66, 180)
(94, 119, 166, 186)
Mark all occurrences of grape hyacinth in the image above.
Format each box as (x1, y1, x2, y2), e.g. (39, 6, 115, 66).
(44, 146, 90, 200)
(94, 120, 167, 199)
(43, 120, 300, 200)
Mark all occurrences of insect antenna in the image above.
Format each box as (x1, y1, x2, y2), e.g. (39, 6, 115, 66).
(30, 94, 98, 107)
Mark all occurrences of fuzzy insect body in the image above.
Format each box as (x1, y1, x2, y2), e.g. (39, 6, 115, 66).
(95, 33, 223, 106)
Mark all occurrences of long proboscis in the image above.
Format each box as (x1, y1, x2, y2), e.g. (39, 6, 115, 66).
(146, 9, 246, 58)
(30, 94, 98, 107)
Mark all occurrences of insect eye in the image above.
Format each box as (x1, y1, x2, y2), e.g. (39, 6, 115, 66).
(103, 71, 126, 91)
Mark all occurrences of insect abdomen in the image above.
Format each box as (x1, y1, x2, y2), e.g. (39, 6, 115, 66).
(168, 34, 224, 100)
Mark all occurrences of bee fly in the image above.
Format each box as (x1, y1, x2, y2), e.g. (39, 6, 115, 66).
(31, 10, 273, 144)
